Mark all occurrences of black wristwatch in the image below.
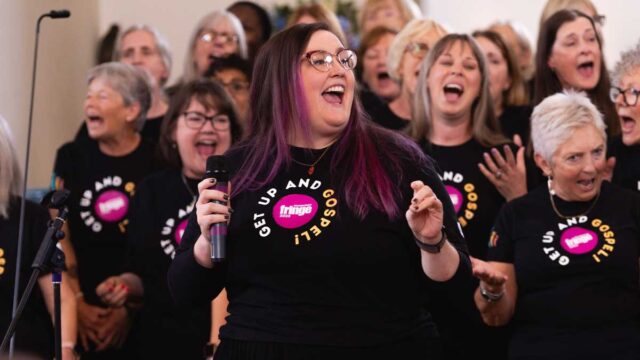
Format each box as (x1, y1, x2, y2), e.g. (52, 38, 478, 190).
(414, 227, 447, 253)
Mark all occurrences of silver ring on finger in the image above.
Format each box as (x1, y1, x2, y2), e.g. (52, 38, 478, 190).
(495, 170, 503, 179)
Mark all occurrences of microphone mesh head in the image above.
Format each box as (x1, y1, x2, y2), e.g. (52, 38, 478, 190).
(206, 155, 228, 180)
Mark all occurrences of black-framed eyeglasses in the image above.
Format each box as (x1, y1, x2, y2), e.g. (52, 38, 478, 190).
(183, 111, 231, 130)
(592, 14, 606, 26)
(404, 42, 430, 58)
(610, 86, 640, 106)
(303, 49, 358, 72)
(199, 30, 238, 45)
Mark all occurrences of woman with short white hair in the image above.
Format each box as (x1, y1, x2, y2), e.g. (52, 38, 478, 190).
(115, 24, 173, 88)
(52, 62, 157, 358)
(473, 91, 640, 360)
(77, 24, 173, 143)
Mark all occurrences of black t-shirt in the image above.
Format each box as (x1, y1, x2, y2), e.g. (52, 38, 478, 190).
(124, 169, 210, 359)
(0, 198, 54, 359)
(359, 87, 386, 109)
(168, 141, 473, 350)
(498, 105, 532, 145)
(51, 138, 157, 306)
(422, 138, 507, 260)
(609, 136, 640, 193)
(75, 114, 165, 145)
(363, 95, 410, 131)
(488, 182, 640, 359)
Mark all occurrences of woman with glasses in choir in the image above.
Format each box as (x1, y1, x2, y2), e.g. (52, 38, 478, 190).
(608, 42, 640, 193)
(370, 19, 447, 130)
(94, 79, 241, 359)
(181, 10, 248, 85)
(168, 23, 474, 359)
(205, 54, 252, 133)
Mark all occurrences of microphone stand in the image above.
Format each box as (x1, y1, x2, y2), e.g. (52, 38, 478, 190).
(0, 192, 69, 358)
(9, 9, 70, 359)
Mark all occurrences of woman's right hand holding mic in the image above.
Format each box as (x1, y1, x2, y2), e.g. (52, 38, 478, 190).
(193, 178, 231, 268)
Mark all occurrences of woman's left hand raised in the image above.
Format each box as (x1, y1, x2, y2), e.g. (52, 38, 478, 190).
(406, 181, 444, 244)
(479, 135, 527, 201)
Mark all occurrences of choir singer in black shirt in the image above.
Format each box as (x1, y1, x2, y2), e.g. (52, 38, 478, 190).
(168, 23, 475, 360)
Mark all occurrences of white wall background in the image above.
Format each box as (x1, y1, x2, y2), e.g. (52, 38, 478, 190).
(0, 0, 98, 189)
(1, 0, 638, 188)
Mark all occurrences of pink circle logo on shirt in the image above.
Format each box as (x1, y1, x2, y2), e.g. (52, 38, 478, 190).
(560, 226, 598, 254)
(94, 190, 129, 222)
(175, 219, 188, 245)
(445, 185, 463, 213)
(272, 194, 318, 229)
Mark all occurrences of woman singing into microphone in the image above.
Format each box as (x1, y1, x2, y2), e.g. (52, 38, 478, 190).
(168, 23, 475, 359)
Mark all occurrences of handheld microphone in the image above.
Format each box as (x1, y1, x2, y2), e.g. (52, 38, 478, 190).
(206, 156, 229, 262)
(48, 10, 71, 19)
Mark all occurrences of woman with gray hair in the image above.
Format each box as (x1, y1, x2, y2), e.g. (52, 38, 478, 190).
(51, 62, 157, 358)
(77, 24, 173, 143)
(182, 10, 248, 84)
(0, 116, 78, 360)
(113, 24, 171, 141)
(473, 91, 640, 359)
(609, 41, 640, 193)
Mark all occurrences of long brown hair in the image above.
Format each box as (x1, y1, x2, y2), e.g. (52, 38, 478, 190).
(411, 34, 507, 147)
(534, 9, 619, 136)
